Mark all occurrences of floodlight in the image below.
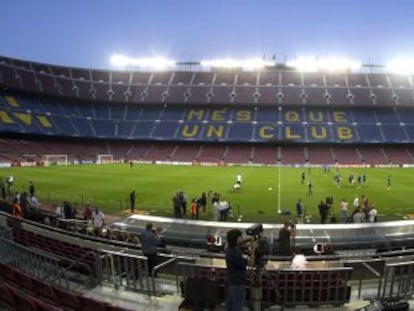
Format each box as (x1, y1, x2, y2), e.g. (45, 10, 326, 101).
(132, 57, 175, 70)
(287, 56, 319, 72)
(200, 58, 241, 68)
(287, 56, 361, 72)
(243, 58, 274, 70)
(110, 54, 175, 70)
(200, 58, 274, 69)
(386, 58, 414, 75)
(110, 54, 130, 68)
(318, 57, 361, 72)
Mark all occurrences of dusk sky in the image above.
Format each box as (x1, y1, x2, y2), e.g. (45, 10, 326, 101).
(1, 0, 414, 69)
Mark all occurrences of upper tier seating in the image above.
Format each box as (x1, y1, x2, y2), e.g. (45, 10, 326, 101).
(1, 58, 413, 107)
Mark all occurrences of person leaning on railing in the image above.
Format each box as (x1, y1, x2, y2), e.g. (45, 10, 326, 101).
(141, 222, 161, 276)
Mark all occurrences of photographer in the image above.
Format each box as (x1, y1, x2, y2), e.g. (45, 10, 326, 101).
(141, 222, 162, 276)
(278, 221, 296, 256)
(225, 229, 255, 311)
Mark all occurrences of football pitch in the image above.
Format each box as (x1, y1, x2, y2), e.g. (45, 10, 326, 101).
(3, 163, 414, 224)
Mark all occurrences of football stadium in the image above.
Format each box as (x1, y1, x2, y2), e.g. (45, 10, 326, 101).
(1, 53, 414, 310)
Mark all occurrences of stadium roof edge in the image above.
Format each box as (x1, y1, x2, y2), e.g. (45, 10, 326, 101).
(0, 54, 407, 75)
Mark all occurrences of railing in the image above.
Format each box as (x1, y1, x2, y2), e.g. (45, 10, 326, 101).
(0, 237, 70, 289)
(98, 249, 150, 294)
(378, 261, 414, 300)
(62, 249, 99, 288)
(151, 256, 177, 295)
(345, 258, 385, 298)
(110, 214, 414, 252)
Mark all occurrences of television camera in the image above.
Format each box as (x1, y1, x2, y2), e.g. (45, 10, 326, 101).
(246, 223, 263, 238)
(245, 224, 269, 268)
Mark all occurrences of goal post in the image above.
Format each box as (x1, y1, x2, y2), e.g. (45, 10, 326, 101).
(42, 154, 68, 166)
(96, 154, 113, 164)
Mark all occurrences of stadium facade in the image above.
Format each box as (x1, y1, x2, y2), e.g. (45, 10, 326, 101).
(1, 56, 414, 310)
(1, 55, 414, 166)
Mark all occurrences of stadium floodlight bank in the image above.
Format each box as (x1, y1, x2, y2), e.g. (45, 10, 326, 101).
(42, 154, 68, 166)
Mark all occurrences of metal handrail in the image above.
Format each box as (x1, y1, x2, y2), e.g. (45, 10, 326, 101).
(62, 249, 98, 288)
(98, 249, 150, 293)
(150, 256, 177, 295)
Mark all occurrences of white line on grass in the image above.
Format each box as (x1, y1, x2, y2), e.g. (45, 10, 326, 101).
(277, 164, 281, 214)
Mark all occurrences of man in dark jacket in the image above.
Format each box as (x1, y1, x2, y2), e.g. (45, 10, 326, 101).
(225, 229, 254, 311)
(141, 222, 161, 276)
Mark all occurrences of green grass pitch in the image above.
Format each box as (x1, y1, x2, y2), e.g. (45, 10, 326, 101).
(2, 164, 413, 224)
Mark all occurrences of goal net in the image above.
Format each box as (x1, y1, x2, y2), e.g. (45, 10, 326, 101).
(42, 154, 68, 166)
(97, 154, 113, 164)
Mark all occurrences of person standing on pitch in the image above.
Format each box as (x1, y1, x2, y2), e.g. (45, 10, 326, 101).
(296, 198, 304, 224)
(29, 181, 35, 197)
(130, 190, 136, 213)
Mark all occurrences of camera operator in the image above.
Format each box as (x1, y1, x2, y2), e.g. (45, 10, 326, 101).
(225, 229, 255, 311)
(278, 221, 296, 256)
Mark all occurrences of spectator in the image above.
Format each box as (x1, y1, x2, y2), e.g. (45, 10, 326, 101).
(368, 206, 378, 223)
(63, 201, 73, 219)
(172, 192, 182, 218)
(6, 175, 13, 194)
(127, 233, 141, 246)
(191, 198, 199, 220)
(219, 198, 230, 221)
(141, 222, 161, 276)
(212, 199, 220, 221)
(55, 203, 64, 219)
(92, 207, 105, 235)
(12, 198, 23, 218)
(291, 251, 308, 269)
(198, 192, 207, 213)
(353, 206, 366, 223)
(30, 195, 40, 209)
(83, 202, 93, 221)
(340, 198, 348, 223)
(181, 191, 188, 216)
(29, 181, 35, 197)
(19, 192, 30, 219)
(318, 200, 328, 224)
(353, 195, 359, 210)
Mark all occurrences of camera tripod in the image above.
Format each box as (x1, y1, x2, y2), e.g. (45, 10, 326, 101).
(248, 264, 284, 311)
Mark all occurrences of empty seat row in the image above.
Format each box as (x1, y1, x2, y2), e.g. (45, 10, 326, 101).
(178, 263, 352, 307)
(0, 261, 131, 311)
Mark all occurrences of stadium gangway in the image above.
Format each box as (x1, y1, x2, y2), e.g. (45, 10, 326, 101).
(151, 256, 177, 295)
(97, 249, 151, 294)
(377, 261, 414, 300)
(344, 258, 385, 298)
(0, 236, 80, 290)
